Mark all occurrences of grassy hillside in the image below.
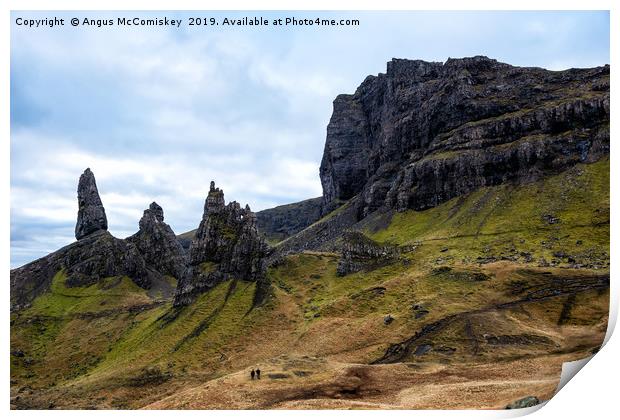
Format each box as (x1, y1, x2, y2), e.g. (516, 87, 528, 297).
(10, 160, 609, 409)
(366, 159, 609, 269)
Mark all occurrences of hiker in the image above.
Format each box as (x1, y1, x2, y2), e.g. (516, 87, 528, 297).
(250, 369, 255, 380)
(256, 368, 261, 379)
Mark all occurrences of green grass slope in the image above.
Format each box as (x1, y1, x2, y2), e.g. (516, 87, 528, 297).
(366, 159, 609, 269)
(10, 160, 609, 409)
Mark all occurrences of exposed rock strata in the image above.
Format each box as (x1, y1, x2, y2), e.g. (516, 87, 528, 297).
(320, 56, 610, 216)
(127, 202, 188, 279)
(75, 168, 108, 239)
(276, 57, 609, 256)
(174, 182, 270, 306)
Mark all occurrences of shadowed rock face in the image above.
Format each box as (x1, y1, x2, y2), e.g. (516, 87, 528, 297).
(75, 168, 108, 240)
(174, 182, 270, 306)
(320, 56, 610, 216)
(127, 202, 188, 280)
(255, 197, 323, 244)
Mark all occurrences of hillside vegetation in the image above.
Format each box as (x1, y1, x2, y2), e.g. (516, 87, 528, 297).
(11, 160, 609, 409)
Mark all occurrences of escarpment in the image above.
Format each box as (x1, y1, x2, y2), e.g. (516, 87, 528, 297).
(320, 56, 609, 217)
(173, 182, 270, 307)
(255, 197, 323, 243)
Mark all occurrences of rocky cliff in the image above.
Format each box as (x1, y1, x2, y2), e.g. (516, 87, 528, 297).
(173, 182, 270, 306)
(275, 57, 609, 255)
(320, 56, 609, 217)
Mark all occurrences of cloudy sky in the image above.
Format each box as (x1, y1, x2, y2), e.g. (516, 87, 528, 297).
(10, 10, 609, 267)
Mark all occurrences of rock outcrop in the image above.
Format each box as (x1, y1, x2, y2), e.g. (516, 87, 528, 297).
(336, 231, 412, 276)
(11, 173, 272, 311)
(75, 168, 108, 240)
(174, 182, 270, 306)
(176, 196, 323, 249)
(11, 226, 157, 311)
(57, 230, 156, 289)
(127, 202, 188, 279)
(320, 56, 610, 216)
(11, 169, 159, 310)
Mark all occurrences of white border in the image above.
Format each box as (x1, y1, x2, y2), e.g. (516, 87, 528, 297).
(3, 1, 617, 419)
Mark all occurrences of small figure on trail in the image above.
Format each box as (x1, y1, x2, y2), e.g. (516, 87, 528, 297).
(251, 369, 255, 380)
(256, 368, 261, 379)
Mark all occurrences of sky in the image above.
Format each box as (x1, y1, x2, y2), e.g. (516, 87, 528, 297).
(10, 10, 610, 268)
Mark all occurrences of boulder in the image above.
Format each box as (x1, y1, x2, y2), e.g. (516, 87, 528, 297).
(505, 396, 541, 409)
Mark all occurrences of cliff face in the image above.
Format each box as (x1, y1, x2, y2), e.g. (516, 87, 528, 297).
(320, 56, 609, 216)
(173, 182, 270, 307)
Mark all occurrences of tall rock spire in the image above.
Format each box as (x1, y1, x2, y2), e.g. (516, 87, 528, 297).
(75, 168, 108, 240)
(174, 182, 270, 307)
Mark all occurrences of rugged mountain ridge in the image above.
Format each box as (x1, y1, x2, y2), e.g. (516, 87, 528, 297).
(10, 173, 270, 311)
(11, 57, 611, 306)
(277, 56, 609, 253)
(10, 56, 611, 410)
(321, 56, 609, 216)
